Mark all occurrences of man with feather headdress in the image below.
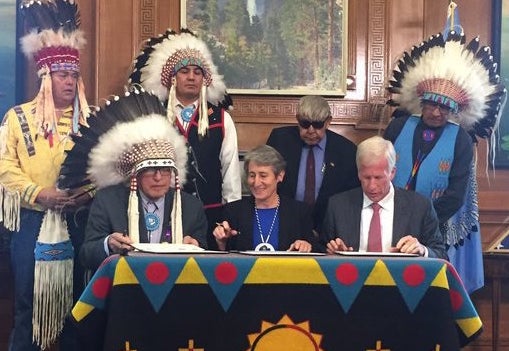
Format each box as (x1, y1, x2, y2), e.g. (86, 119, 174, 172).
(384, 2, 507, 294)
(129, 29, 242, 250)
(0, 0, 91, 349)
(59, 88, 209, 272)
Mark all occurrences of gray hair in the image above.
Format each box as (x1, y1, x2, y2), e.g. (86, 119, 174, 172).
(243, 145, 286, 178)
(296, 95, 331, 122)
(356, 136, 396, 172)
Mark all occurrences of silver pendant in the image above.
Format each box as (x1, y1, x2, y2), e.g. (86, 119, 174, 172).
(254, 242, 275, 251)
(145, 212, 160, 231)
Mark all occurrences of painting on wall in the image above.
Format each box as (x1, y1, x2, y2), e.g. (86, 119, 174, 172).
(492, 0, 509, 167)
(0, 0, 17, 119)
(181, 0, 348, 96)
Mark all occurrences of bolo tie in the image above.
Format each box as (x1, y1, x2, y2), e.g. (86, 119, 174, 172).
(403, 128, 436, 190)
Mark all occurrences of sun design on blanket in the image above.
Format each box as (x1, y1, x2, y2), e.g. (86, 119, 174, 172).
(246, 314, 323, 351)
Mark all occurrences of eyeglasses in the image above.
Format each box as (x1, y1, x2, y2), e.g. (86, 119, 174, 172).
(423, 102, 451, 114)
(297, 119, 326, 129)
(141, 167, 173, 177)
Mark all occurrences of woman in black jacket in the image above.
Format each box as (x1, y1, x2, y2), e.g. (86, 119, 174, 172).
(213, 145, 317, 252)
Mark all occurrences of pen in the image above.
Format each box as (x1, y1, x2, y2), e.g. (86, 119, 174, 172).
(216, 222, 241, 235)
(120, 230, 129, 255)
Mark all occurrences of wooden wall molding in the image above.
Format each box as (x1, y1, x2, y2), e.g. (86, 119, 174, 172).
(138, 0, 157, 41)
(232, 99, 372, 124)
(355, 0, 389, 129)
(366, 0, 387, 102)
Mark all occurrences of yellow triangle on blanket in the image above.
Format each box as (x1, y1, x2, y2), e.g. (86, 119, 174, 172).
(71, 301, 95, 322)
(430, 264, 449, 289)
(113, 256, 139, 285)
(457, 317, 483, 338)
(364, 260, 396, 286)
(244, 257, 328, 284)
(176, 257, 207, 284)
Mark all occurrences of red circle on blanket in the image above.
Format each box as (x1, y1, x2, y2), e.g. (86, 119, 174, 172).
(402, 264, 425, 286)
(92, 277, 112, 299)
(215, 262, 237, 284)
(146, 262, 169, 285)
(336, 263, 358, 285)
(450, 289, 463, 311)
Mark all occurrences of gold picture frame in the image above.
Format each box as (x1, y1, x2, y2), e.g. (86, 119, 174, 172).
(491, 0, 509, 168)
(180, 0, 348, 96)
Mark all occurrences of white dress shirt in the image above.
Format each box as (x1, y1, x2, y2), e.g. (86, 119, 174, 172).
(359, 183, 429, 256)
(359, 184, 395, 252)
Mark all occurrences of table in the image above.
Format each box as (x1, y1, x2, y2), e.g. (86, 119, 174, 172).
(72, 253, 482, 351)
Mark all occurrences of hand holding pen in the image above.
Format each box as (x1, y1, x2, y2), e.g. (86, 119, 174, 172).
(213, 221, 240, 251)
(107, 231, 134, 255)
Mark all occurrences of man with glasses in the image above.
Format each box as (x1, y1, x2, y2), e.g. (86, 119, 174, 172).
(384, 100, 475, 290)
(267, 95, 359, 231)
(384, 101, 472, 234)
(77, 90, 208, 272)
(81, 164, 208, 271)
(385, 97, 473, 205)
(381, 25, 509, 294)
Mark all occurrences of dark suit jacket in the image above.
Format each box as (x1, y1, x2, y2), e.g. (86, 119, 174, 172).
(321, 187, 447, 259)
(267, 126, 359, 230)
(221, 195, 319, 252)
(80, 184, 208, 270)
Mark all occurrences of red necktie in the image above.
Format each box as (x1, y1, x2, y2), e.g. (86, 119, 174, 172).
(367, 202, 382, 252)
(304, 146, 315, 205)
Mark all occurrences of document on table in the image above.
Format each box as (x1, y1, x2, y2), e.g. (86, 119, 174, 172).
(237, 250, 326, 256)
(130, 243, 226, 254)
(335, 251, 419, 257)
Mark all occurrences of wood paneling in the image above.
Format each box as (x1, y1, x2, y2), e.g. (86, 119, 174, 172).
(77, 0, 181, 103)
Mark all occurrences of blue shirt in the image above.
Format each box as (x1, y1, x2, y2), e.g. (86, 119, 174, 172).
(252, 208, 280, 250)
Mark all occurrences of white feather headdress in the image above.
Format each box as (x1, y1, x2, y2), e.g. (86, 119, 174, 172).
(59, 87, 188, 190)
(387, 31, 506, 141)
(88, 114, 187, 188)
(59, 87, 189, 245)
(129, 28, 232, 137)
(19, 0, 89, 139)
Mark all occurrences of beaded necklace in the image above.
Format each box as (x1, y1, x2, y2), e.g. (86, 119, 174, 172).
(254, 195, 280, 251)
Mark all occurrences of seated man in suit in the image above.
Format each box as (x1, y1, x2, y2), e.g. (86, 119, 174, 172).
(321, 136, 447, 259)
(58, 89, 208, 271)
(267, 95, 359, 231)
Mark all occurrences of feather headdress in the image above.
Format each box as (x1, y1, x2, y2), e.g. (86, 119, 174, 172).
(59, 87, 188, 189)
(10, 2, 90, 349)
(19, 0, 89, 140)
(58, 86, 188, 244)
(387, 30, 506, 141)
(129, 28, 232, 137)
